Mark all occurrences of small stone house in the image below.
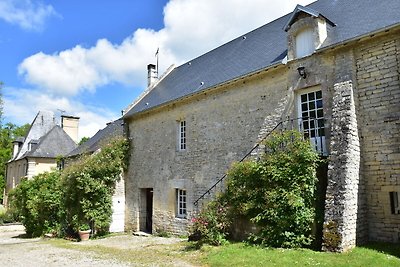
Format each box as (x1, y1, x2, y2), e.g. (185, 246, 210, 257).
(3, 111, 78, 205)
(67, 118, 125, 233)
(122, 0, 400, 251)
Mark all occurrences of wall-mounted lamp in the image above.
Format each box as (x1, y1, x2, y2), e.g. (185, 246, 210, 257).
(297, 66, 307, 79)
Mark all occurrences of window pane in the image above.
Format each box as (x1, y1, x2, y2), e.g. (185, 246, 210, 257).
(316, 100, 323, 108)
(308, 92, 315, 100)
(301, 94, 307, 102)
(317, 109, 324, 118)
(309, 101, 315, 109)
(310, 120, 315, 129)
(309, 110, 316, 118)
(295, 28, 314, 58)
(316, 91, 322, 99)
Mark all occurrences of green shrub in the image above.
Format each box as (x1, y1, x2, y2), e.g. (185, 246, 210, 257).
(189, 197, 231, 246)
(191, 130, 320, 248)
(8, 136, 128, 238)
(226, 131, 320, 248)
(0, 205, 17, 224)
(8, 171, 61, 236)
(59, 136, 128, 235)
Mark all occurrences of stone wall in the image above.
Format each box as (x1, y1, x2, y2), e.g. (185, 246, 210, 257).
(124, 25, 400, 243)
(355, 31, 400, 243)
(323, 81, 361, 252)
(125, 68, 289, 234)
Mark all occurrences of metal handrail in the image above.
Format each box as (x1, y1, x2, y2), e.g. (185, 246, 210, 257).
(193, 116, 325, 208)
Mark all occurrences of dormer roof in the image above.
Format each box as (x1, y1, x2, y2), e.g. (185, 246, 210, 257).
(283, 4, 335, 32)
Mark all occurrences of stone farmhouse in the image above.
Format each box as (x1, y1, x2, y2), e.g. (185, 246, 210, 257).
(122, 0, 400, 251)
(3, 111, 78, 205)
(67, 118, 125, 233)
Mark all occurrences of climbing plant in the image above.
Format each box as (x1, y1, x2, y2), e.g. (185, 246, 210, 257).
(59, 136, 129, 235)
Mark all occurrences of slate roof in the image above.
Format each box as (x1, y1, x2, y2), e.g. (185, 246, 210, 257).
(25, 126, 77, 158)
(124, 0, 400, 118)
(9, 110, 78, 161)
(67, 118, 124, 157)
(13, 110, 56, 160)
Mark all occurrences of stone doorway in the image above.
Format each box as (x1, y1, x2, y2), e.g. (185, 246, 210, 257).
(139, 188, 153, 233)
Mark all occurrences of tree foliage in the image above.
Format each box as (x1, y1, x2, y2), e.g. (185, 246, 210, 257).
(78, 137, 90, 145)
(8, 171, 61, 236)
(0, 122, 30, 203)
(60, 136, 129, 235)
(8, 136, 129, 237)
(190, 131, 320, 248)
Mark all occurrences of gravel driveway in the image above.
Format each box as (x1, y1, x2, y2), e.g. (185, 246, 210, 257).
(0, 225, 195, 267)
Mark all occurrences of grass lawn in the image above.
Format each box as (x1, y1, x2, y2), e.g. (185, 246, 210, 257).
(43, 235, 400, 267)
(202, 242, 400, 267)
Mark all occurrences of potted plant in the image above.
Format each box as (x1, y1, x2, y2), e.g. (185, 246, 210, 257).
(78, 224, 91, 241)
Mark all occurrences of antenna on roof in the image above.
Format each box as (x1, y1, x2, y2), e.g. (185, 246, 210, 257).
(155, 47, 159, 78)
(57, 109, 66, 115)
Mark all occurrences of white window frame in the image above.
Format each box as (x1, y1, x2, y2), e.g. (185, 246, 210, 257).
(176, 189, 187, 218)
(295, 28, 315, 58)
(297, 87, 327, 155)
(178, 120, 186, 151)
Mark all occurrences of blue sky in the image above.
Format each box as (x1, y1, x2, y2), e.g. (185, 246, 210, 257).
(0, 0, 313, 139)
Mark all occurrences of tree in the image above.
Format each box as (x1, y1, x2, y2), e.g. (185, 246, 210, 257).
(0, 122, 30, 203)
(0, 82, 31, 203)
(78, 137, 90, 145)
(0, 82, 3, 127)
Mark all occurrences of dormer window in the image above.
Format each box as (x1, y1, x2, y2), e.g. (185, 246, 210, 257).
(295, 28, 314, 58)
(284, 5, 335, 61)
(28, 140, 39, 151)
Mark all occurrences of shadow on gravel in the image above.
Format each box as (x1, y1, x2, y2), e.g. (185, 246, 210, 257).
(12, 233, 31, 239)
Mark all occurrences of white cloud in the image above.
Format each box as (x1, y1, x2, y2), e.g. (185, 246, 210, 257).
(18, 0, 315, 96)
(0, 0, 58, 31)
(3, 87, 118, 139)
(11, 0, 315, 139)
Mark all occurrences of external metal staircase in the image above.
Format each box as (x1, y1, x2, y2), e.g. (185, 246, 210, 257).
(193, 117, 326, 210)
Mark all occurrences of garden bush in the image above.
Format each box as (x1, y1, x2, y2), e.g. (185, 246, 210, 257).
(8, 136, 129, 238)
(190, 130, 320, 248)
(59, 136, 128, 235)
(189, 197, 231, 246)
(8, 171, 61, 236)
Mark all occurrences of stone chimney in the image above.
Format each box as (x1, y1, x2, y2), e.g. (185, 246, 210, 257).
(12, 137, 24, 159)
(61, 115, 80, 143)
(147, 64, 158, 87)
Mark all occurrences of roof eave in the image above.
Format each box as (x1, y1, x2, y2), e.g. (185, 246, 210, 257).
(124, 61, 285, 120)
(317, 22, 400, 54)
